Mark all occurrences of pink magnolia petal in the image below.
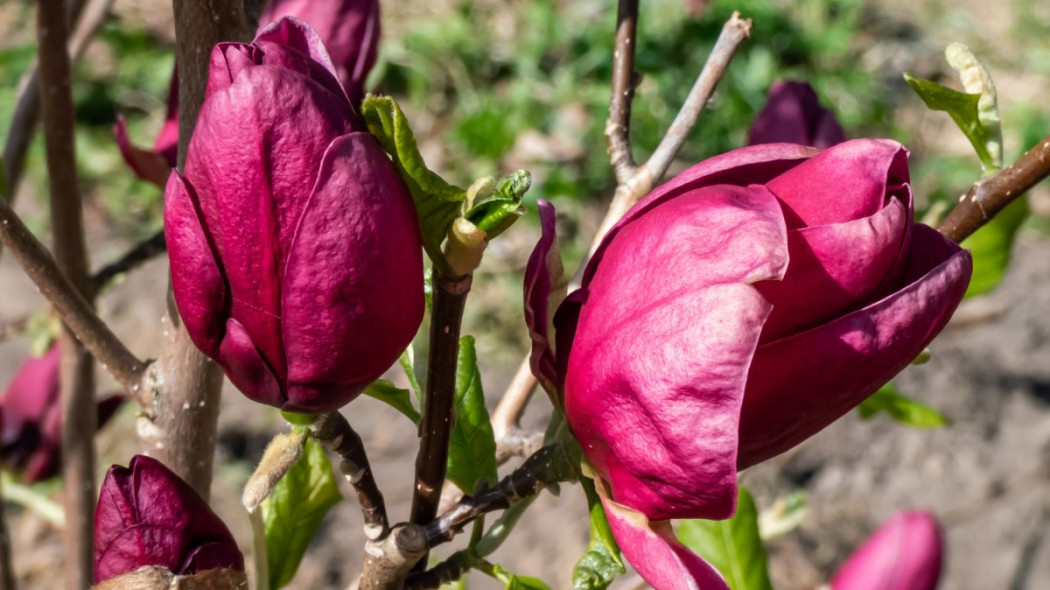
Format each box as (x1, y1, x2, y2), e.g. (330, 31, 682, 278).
(523, 200, 564, 397)
(757, 198, 909, 342)
(114, 115, 173, 188)
(187, 66, 355, 378)
(94, 456, 243, 582)
(738, 226, 972, 468)
(281, 133, 423, 412)
(831, 511, 944, 590)
(262, 0, 381, 102)
(217, 318, 285, 408)
(568, 285, 770, 520)
(765, 139, 910, 228)
(582, 143, 815, 288)
(153, 68, 179, 164)
(1, 346, 61, 446)
(255, 16, 346, 99)
(565, 186, 788, 520)
(207, 43, 260, 98)
(603, 497, 729, 590)
(164, 173, 227, 359)
(748, 81, 845, 149)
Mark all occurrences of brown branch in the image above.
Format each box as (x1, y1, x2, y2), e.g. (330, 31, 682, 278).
(359, 525, 428, 590)
(606, 0, 640, 185)
(309, 412, 389, 538)
(0, 477, 15, 590)
(494, 428, 544, 465)
(422, 444, 571, 549)
(133, 0, 255, 501)
(36, 0, 97, 586)
(493, 12, 751, 443)
(2, 0, 111, 200)
(938, 136, 1050, 243)
(0, 200, 147, 391)
(90, 230, 166, 293)
(638, 12, 751, 192)
(410, 275, 472, 525)
(490, 359, 538, 457)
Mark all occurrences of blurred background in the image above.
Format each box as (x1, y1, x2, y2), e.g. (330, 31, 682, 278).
(1, 0, 1049, 588)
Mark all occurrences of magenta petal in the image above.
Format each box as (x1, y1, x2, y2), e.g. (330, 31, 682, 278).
(583, 143, 814, 288)
(187, 66, 355, 377)
(747, 80, 845, 149)
(739, 225, 972, 468)
(765, 139, 910, 228)
(1, 346, 61, 447)
(281, 133, 423, 412)
(523, 200, 563, 396)
(603, 498, 729, 590)
(757, 198, 909, 342)
(565, 186, 788, 520)
(261, 0, 381, 102)
(113, 115, 173, 188)
(217, 318, 285, 408)
(164, 173, 227, 358)
(94, 456, 243, 582)
(831, 511, 944, 590)
(255, 16, 345, 99)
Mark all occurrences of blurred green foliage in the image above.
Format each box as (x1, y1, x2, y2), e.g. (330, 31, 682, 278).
(0, 6, 172, 238)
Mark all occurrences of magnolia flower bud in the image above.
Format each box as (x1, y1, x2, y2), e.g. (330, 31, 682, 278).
(94, 456, 244, 584)
(166, 18, 424, 413)
(748, 80, 846, 148)
(525, 139, 971, 590)
(831, 511, 944, 590)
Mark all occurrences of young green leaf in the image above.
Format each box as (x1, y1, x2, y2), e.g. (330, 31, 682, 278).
(903, 73, 995, 173)
(676, 488, 774, 590)
(446, 336, 499, 492)
(572, 477, 625, 590)
(365, 379, 421, 424)
(945, 43, 1002, 170)
(962, 197, 1029, 298)
(493, 565, 553, 590)
(261, 438, 342, 589)
(360, 95, 466, 274)
(857, 383, 950, 429)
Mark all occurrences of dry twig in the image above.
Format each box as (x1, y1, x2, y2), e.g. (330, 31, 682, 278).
(939, 136, 1050, 243)
(492, 8, 752, 443)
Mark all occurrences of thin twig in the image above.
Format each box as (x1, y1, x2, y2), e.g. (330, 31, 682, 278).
(309, 412, 389, 538)
(0, 199, 147, 392)
(0, 477, 15, 590)
(90, 230, 166, 293)
(410, 275, 472, 527)
(494, 428, 545, 465)
(938, 135, 1050, 243)
(2, 0, 111, 199)
(36, 0, 97, 586)
(493, 11, 752, 443)
(0, 316, 30, 344)
(606, 0, 640, 185)
(423, 444, 573, 549)
(133, 0, 255, 500)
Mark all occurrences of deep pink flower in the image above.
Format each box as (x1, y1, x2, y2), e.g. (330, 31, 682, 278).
(165, 18, 422, 413)
(94, 455, 244, 583)
(831, 511, 944, 590)
(0, 346, 123, 483)
(525, 139, 971, 589)
(748, 80, 846, 149)
(261, 0, 379, 103)
(117, 0, 380, 186)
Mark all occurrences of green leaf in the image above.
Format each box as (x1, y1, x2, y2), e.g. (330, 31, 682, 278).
(360, 95, 466, 274)
(493, 565, 553, 590)
(857, 383, 949, 429)
(676, 488, 773, 590)
(962, 197, 1029, 297)
(398, 349, 424, 402)
(572, 477, 625, 590)
(446, 336, 498, 492)
(262, 438, 342, 589)
(464, 170, 531, 238)
(904, 73, 995, 173)
(365, 379, 421, 424)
